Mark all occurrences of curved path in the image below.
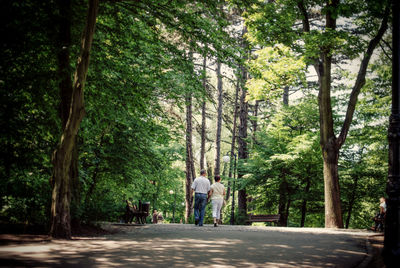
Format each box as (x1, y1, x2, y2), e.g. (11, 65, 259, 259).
(0, 224, 376, 267)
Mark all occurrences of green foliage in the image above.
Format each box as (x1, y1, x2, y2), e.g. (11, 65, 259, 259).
(247, 44, 307, 101)
(0, 0, 60, 227)
(244, 96, 324, 225)
(0, 0, 391, 231)
(1, 0, 237, 228)
(244, 0, 389, 63)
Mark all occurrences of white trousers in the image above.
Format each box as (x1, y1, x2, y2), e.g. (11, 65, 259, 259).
(211, 199, 223, 219)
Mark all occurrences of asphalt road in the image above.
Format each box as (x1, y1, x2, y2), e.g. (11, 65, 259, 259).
(0, 224, 376, 268)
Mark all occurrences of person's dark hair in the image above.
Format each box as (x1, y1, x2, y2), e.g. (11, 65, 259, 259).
(214, 175, 221, 182)
(200, 169, 207, 175)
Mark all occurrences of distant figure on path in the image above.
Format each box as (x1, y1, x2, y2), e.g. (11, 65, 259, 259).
(152, 209, 158, 224)
(191, 169, 210, 226)
(209, 175, 225, 227)
(371, 196, 386, 232)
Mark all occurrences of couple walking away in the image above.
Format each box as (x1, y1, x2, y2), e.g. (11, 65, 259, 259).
(191, 169, 226, 227)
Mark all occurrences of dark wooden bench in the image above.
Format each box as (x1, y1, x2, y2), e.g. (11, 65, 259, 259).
(125, 201, 150, 224)
(247, 214, 281, 225)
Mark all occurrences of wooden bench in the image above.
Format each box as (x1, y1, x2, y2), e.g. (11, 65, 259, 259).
(247, 214, 281, 225)
(125, 201, 150, 224)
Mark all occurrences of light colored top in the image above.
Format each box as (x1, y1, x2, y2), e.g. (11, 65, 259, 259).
(191, 176, 210, 194)
(210, 182, 225, 200)
(380, 202, 387, 213)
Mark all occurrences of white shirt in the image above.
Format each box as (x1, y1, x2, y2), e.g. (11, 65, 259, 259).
(191, 176, 210, 194)
(380, 202, 387, 213)
(210, 182, 225, 200)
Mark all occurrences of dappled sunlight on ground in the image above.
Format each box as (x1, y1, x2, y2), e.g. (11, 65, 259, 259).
(0, 224, 373, 267)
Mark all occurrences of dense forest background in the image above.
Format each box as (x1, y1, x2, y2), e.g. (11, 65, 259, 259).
(0, 0, 392, 236)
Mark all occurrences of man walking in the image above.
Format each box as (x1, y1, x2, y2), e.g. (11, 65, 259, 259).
(191, 169, 210, 226)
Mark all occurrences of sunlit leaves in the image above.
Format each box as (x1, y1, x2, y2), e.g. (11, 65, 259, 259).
(247, 44, 306, 101)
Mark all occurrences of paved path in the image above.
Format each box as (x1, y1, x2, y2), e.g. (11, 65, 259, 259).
(0, 224, 376, 267)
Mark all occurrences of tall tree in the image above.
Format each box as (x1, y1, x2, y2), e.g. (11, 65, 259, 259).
(237, 43, 249, 222)
(185, 90, 195, 223)
(244, 0, 390, 228)
(214, 59, 224, 177)
(226, 75, 240, 200)
(200, 53, 207, 171)
(0, 0, 59, 227)
(277, 86, 290, 226)
(50, 0, 99, 238)
(56, 0, 80, 220)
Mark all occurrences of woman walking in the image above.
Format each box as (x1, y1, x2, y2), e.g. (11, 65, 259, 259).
(209, 175, 225, 227)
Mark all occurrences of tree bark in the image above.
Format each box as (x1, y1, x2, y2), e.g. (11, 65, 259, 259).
(297, 0, 382, 228)
(238, 61, 248, 221)
(214, 59, 223, 177)
(251, 100, 260, 144)
(345, 175, 359, 229)
(237, 25, 249, 221)
(299, 0, 389, 228)
(278, 177, 289, 226)
(265, 0, 393, 230)
(316, 1, 390, 228)
(50, 0, 99, 239)
(185, 91, 194, 223)
(225, 77, 240, 201)
(277, 87, 291, 227)
(300, 176, 311, 227)
(318, 43, 344, 227)
(56, 0, 80, 218)
(200, 53, 207, 170)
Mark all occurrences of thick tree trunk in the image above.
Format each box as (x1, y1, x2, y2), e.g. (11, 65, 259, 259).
(316, 1, 343, 228)
(50, 0, 99, 239)
(321, 141, 343, 228)
(185, 92, 194, 223)
(57, 0, 80, 218)
(317, 0, 387, 229)
(214, 59, 223, 177)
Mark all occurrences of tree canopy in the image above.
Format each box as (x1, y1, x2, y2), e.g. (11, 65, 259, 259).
(0, 0, 392, 234)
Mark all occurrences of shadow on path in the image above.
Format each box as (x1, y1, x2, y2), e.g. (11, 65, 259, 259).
(0, 224, 374, 268)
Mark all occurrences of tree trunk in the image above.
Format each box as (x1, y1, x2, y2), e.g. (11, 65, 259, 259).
(297, 0, 388, 229)
(283, 86, 289, 106)
(318, 0, 387, 229)
(214, 59, 223, 177)
(278, 175, 290, 226)
(251, 100, 260, 144)
(318, 48, 342, 228)
(237, 25, 249, 222)
(321, 141, 343, 228)
(345, 175, 359, 229)
(300, 176, 311, 227)
(50, 0, 99, 239)
(225, 77, 240, 201)
(200, 53, 207, 170)
(238, 62, 248, 221)
(56, 0, 80, 218)
(185, 91, 194, 223)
